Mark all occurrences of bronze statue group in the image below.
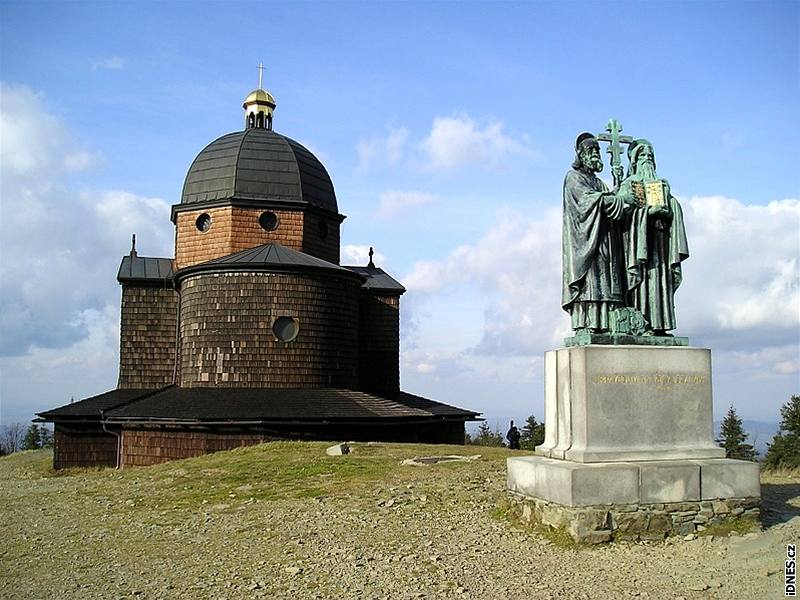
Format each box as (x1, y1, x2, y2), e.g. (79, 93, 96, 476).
(562, 127, 689, 338)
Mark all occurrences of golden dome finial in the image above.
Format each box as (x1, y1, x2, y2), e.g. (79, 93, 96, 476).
(244, 62, 276, 131)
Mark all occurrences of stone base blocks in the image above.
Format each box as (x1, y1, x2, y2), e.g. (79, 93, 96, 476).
(508, 492, 761, 544)
(507, 456, 760, 542)
(508, 345, 761, 543)
(507, 456, 760, 506)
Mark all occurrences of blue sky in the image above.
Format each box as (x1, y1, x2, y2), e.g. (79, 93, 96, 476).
(1, 1, 798, 429)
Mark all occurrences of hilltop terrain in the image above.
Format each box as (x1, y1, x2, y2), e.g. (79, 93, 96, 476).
(1, 443, 796, 599)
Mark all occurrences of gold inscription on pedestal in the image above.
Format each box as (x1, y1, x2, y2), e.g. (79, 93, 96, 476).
(593, 374, 707, 386)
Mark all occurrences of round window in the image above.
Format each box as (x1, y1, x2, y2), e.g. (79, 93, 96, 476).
(195, 213, 212, 232)
(318, 220, 329, 240)
(272, 317, 299, 342)
(259, 211, 279, 231)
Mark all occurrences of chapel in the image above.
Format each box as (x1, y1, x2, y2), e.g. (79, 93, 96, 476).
(38, 82, 479, 469)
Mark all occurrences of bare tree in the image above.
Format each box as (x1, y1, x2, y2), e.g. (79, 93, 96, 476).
(1, 423, 26, 454)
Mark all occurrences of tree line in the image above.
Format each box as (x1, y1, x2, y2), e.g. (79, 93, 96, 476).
(0, 424, 53, 456)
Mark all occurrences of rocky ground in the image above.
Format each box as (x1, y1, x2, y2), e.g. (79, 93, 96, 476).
(1, 444, 796, 600)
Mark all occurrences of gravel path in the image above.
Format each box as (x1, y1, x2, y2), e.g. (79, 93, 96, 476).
(1, 446, 795, 600)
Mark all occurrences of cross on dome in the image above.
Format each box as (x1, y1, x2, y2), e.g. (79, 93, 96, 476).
(243, 62, 276, 130)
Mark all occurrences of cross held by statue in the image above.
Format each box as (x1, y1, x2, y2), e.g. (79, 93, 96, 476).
(596, 118, 633, 187)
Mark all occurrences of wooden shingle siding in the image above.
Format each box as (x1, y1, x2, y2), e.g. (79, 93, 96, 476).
(179, 272, 359, 388)
(302, 211, 340, 264)
(120, 430, 273, 467)
(358, 294, 400, 393)
(54, 426, 118, 469)
(118, 286, 178, 388)
(175, 207, 340, 269)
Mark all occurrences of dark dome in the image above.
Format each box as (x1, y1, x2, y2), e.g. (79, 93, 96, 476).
(181, 128, 337, 213)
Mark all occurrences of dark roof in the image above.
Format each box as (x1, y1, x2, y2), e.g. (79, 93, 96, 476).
(103, 387, 479, 423)
(180, 128, 337, 214)
(392, 391, 478, 417)
(343, 266, 406, 294)
(37, 388, 159, 421)
(117, 254, 174, 285)
(176, 243, 364, 283)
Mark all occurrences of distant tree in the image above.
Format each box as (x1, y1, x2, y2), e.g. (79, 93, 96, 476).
(39, 425, 54, 449)
(716, 405, 756, 461)
(469, 422, 504, 447)
(0, 423, 26, 454)
(520, 415, 546, 451)
(765, 395, 800, 469)
(23, 425, 41, 450)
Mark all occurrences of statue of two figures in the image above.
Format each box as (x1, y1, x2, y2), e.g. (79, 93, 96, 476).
(562, 119, 689, 345)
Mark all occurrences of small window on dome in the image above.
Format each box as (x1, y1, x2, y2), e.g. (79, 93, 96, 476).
(259, 211, 279, 231)
(272, 316, 299, 342)
(196, 213, 212, 233)
(318, 220, 329, 240)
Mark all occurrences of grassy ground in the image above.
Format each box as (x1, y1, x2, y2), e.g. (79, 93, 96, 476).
(0, 443, 512, 599)
(1, 445, 795, 600)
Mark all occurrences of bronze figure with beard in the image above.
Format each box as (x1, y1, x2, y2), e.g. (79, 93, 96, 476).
(562, 133, 636, 333)
(617, 139, 689, 335)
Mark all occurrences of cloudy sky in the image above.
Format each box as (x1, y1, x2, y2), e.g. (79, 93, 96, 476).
(1, 1, 798, 429)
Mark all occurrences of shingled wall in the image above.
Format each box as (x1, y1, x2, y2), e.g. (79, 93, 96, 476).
(302, 211, 340, 264)
(358, 294, 400, 393)
(179, 272, 360, 387)
(54, 425, 118, 469)
(120, 429, 272, 467)
(175, 207, 340, 268)
(118, 286, 178, 388)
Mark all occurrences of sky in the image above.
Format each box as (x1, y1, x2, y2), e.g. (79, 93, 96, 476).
(1, 0, 798, 430)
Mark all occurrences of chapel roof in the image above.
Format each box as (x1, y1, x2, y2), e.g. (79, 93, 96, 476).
(174, 243, 363, 283)
(36, 388, 160, 421)
(117, 255, 174, 285)
(342, 265, 406, 295)
(180, 128, 337, 214)
(37, 387, 479, 423)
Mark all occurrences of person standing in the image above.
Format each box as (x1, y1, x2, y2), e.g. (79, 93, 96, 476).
(506, 421, 521, 450)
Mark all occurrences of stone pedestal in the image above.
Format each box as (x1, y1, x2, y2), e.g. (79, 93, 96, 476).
(507, 345, 760, 543)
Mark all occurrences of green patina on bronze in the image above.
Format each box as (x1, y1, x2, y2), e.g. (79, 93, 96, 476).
(562, 121, 689, 346)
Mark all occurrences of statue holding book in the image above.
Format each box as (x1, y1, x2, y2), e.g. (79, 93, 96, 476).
(562, 121, 689, 344)
(618, 139, 688, 336)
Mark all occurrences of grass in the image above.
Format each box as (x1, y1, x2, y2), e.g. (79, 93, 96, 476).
(695, 517, 761, 538)
(761, 465, 800, 480)
(1, 442, 513, 512)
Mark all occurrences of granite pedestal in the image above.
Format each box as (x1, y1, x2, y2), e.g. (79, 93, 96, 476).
(507, 345, 761, 542)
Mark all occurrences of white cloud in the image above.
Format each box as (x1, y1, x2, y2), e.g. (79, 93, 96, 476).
(774, 360, 800, 375)
(0, 85, 170, 358)
(420, 112, 533, 171)
(91, 57, 125, 71)
(1, 83, 68, 175)
(357, 126, 408, 169)
(0, 83, 172, 423)
(1, 83, 103, 178)
(64, 151, 102, 171)
(375, 190, 438, 219)
(403, 196, 800, 372)
(341, 244, 387, 266)
(679, 196, 800, 347)
(404, 207, 565, 354)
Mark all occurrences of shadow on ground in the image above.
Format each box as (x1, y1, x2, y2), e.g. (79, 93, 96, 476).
(760, 482, 800, 528)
